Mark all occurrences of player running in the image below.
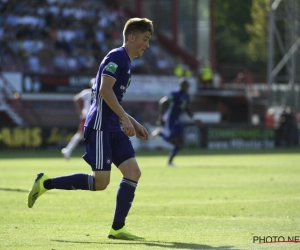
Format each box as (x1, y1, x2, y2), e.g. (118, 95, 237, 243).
(152, 78, 201, 166)
(28, 17, 154, 240)
(61, 78, 94, 159)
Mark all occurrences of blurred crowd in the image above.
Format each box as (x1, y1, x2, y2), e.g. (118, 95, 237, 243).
(265, 105, 300, 147)
(0, 0, 176, 75)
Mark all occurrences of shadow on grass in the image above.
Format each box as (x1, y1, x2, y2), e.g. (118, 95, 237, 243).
(0, 187, 28, 192)
(0, 187, 56, 195)
(52, 239, 236, 249)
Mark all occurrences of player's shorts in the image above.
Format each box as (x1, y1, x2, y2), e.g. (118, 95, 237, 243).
(82, 127, 135, 171)
(78, 119, 85, 133)
(162, 119, 184, 141)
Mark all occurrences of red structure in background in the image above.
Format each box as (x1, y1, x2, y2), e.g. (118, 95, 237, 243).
(116, 0, 215, 72)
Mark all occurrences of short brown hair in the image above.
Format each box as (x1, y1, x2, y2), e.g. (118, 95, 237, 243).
(123, 18, 154, 41)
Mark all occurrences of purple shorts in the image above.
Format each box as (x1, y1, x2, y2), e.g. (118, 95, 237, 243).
(163, 119, 184, 141)
(82, 127, 135, 171)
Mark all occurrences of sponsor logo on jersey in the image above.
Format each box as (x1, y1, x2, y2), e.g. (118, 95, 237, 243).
(106, 62, 118, 74)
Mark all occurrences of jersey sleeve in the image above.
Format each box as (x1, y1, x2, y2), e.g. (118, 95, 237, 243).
(102, 51, 124, 80)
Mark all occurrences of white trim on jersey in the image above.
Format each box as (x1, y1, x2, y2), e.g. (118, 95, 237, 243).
(102, 73, 116, 81)
(94, 96, 103, 130)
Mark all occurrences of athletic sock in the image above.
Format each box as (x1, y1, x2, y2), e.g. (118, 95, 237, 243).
(112, 222, 125, 231)
(112, 177, 137, 226)
(44, 173, 95, 191)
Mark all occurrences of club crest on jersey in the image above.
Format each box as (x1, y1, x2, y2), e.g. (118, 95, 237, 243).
(106, 62, 118, 74)
(106, 158, 111, 164)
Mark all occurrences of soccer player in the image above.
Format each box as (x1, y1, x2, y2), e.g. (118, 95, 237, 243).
(61, 78, 94, 159)
(151, 78, 201, 166)
(28, 18, 154, 240)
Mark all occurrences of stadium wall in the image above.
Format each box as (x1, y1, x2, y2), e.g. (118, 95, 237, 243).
(0, 125, 275, 150)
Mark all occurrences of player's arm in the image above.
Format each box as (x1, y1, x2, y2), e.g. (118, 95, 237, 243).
(184, 105, 202, 125)
(73, 92, 83, 118)
(156, 96, 169, 125)
(127, 115, 149, 139)
(184, 105, 194, 119)
(100, 75, 135, 137)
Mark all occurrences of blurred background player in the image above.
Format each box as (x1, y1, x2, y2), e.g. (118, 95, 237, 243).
(151, 78, 201, 166)
(61, 78, 94, 159)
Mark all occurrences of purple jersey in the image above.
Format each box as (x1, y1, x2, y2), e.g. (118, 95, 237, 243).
(162, 89, 190, 123)
(85, 47, 131, 132)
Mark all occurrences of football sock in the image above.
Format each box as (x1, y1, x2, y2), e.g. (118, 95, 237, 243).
(169, 145, 181, 163)
(112, 177, 137, 226)
(112, 222, 125, 230)
(44, 173, 95, 191)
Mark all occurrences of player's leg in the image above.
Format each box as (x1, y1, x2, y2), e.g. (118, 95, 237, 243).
(27, 171, 97, 208)
(37, 128, 112, 193)
(167, 123, 184, 165)
(61, 119, 85, 159)
(151, 116, 165, 138)
(28, 128, 109, 208)
(168, 135, 183, 165)
(92, 171, 110, 190)
(108, 157, 143, 240)
(108, 132, 143, 240)
(61, 132, 83, 159)
(114, 157, 141, 227)
(153, 120, 171, 142)
(83, 128, 113, 191)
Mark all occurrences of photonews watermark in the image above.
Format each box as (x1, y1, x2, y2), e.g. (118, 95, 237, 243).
(253, 236, 300, 244)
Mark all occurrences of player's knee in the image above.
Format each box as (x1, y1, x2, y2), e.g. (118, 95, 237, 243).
(130, 168, 142, 181)
(136, 168, 142, 179)
(123, 168, 141, 182)
(94, 180, 110, 191)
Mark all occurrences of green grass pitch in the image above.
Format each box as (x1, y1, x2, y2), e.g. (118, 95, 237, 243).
(0, 148, 300, 249)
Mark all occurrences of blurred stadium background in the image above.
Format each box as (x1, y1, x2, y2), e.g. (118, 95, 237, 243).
(0, 0, 299, 151)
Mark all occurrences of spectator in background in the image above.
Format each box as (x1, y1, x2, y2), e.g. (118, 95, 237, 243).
(219, 101, 230, 123)
(174, 60, 185, 77)
(156, 52, 171, 75)
(26, 53, 41, 72)
(174, 58, 192, 77)
(264, 109, 276, 129)
(61, 78, 93, 159)
(212, 70, 222, 88)
(199, 60, 213, 89)
(53, 49, 69, 71)
(277, 106, 298, 147)
(1, 0, 175, 75)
